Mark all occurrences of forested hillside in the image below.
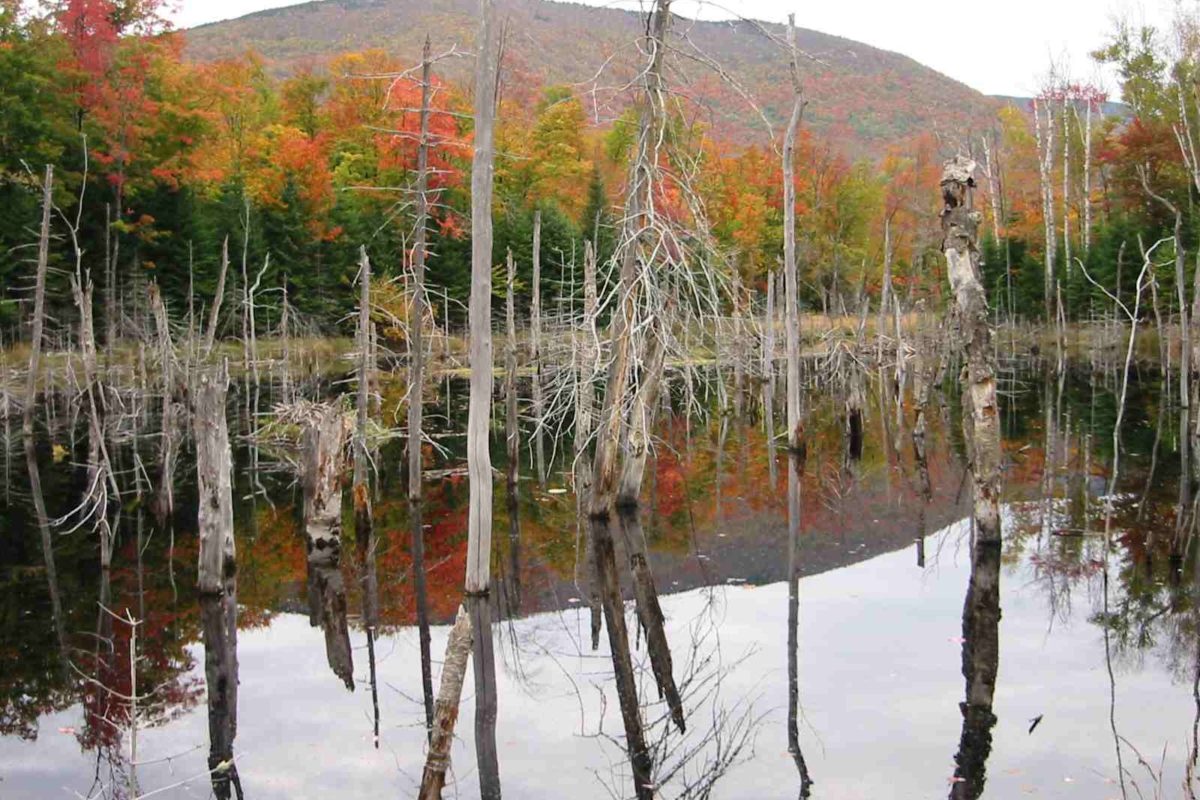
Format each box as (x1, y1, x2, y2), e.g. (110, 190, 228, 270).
(185, 0, 998, 156)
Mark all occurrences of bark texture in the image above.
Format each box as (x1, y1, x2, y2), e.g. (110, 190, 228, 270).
(940, 157, 1002, 546)
(193, 367, 235, 595)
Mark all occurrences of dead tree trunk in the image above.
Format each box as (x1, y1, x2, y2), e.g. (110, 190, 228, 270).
(783, 15, 806, 451)
(1140, 171, 1190, 409)
(589, 0, 670, 518)
(353, 248, 374, 586)
(23, 166, 52, 443)
(940, 157, 1002, 546)
(531, 210, 546, 486)
(409, 36, 432, 500)
(1033, 97, 1056, 323)
(505, 249, 520, 495)
(204, 238, 231, 359)
(409, 34, 436, 741)
(616, 320, 669, 507)
(149, 282, 178, 527)
(193, 366, 235, 595)
(465, 0, 501, 795)
(577, 241, 601, 647)
(301, 404, 353, 689)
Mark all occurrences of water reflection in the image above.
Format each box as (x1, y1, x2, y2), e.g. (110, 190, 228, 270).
(4, 359, 1200, 798)
(200, 583, 241, 799)
(947, 538, 1001, 799)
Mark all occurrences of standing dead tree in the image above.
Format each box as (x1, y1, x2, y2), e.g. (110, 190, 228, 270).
(203, 239, 231, 360)
(24, 166, 67, 664)
(588, 0, 673, 518)
(194, 366, 235, 598)
(940, 156, 1002, 546)
(301, 404, 354, 690)
(148, 282, 179, 528)
(531, 210, 547, 485)
(783, 15, 807, 451)
(418, 0, 500, 796)
(393, 34, 439, 741)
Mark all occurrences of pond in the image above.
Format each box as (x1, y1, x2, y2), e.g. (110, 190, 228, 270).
(0, 357, 1196, 799)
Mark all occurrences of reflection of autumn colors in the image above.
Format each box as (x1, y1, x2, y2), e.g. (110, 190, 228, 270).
(5, 364, 1200, 775)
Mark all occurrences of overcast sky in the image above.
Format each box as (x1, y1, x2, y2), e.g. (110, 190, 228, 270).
(171, 0, 1177, 98)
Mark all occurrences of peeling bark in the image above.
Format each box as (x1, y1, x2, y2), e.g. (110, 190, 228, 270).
(940, 157, 1002, 546)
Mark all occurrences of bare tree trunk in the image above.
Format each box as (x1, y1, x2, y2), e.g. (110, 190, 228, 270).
(353, 247, 374, 638)
(409, 35, 432, 506)
(23, 166, 52, 443)
(1062, 95, 1072, 288)
(1083, 100, 1093, 255)
(616, 319, 668, 507)
(1034, 98, 1056, 322)
(408, 35, 436, 740)
(505, 249, 520, 494)
(577, 241, 601, 647)
(531, 210, 546, 485)
(783, 15, 806, 450)
(732, 270, 745, 416)
(465, 1, 501, 795)
(23, 173, 65, 665)
(149, 282, 178, 527)
(193, 366, 235, 595)
(301, 404, 353, 689)
(590, 0, 670, 518)
(417, 607, 473, 800)
(1140, 170, 1190, 409)
(204, 238, 231, 359)
(941, 157, 1002, 546)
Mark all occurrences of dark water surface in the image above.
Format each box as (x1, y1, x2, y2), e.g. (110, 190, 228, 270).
(1, 359, 1197, 798)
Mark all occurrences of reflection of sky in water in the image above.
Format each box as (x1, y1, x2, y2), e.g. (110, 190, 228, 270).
(2, 516, 1190, 799)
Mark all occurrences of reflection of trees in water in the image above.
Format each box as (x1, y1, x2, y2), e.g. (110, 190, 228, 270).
(586, 510, 759, 800)
(948, 539, 1001, 800)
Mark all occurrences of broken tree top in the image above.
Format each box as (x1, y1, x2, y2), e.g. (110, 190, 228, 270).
(941, 156, 978, 186)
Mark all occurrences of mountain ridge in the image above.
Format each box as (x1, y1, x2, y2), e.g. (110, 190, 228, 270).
(184, 0, 1000, 157)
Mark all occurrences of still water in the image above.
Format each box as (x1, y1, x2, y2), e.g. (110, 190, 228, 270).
(1, 359, 1197, 798)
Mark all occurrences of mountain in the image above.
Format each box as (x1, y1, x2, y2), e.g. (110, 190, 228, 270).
(992, 95, 1131, 120)
(185, 0, 1000, 157)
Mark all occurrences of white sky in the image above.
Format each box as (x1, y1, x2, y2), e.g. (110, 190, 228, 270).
(171, 0, 1177, 98)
